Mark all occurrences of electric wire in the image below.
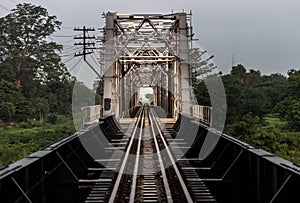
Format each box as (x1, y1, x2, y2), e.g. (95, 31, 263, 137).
(68, 57, 83, 73)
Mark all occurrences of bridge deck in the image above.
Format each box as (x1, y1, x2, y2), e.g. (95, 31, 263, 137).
(0, 107, 299, 202)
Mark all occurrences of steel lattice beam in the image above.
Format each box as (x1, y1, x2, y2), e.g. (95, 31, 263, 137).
(102, 12, 194, 118)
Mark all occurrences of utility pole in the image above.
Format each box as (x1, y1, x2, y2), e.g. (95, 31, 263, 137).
(74, 26, 96, 61)
(74, 26, 100, 77)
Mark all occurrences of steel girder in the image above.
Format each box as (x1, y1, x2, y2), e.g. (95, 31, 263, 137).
(101, 12, 193, 118)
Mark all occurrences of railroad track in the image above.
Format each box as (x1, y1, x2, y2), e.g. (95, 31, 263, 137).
(85, 105, 217, 203)
(1, 105, 298, 202)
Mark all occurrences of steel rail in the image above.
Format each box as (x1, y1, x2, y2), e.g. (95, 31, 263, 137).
(129, 110, 145, 203)
(108, 108, 144, 203)
(148, 109, 173, 203)
(149, 108, 194, 202)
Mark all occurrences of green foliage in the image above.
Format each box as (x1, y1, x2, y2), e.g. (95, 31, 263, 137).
(0, 3, 75, 121)
(93, 79, 104, 105)
(194, 64, 300, 163)
(231, 64, 247, 78)
(0, 146, 24, 167)
(274, 69, 300, 131)
(0, 102, 15, 121)
(231, 113, 260, 139)
(36, 98, 49, 114)
(252, 127, 283, 152)
(261, 114, 286, 129)
(72, 81, 96, 112)
(0, 3, 63, 88)
(287, 69, 300, 98)
(228, 113, 300, 163)
(0, 118, 75, 167)
(0, 3, 79, 167)
(47, 114, 58, 124)
(259, 73, 287, 108)
(0, 79, 18, 102)
(0, 79, 31, 121)
(196, 64, 288, 125)
(275, 98, 300, 131)
(13, 96, 32, 121)
(0, 59, 16, 82)
(36, 98, 49, 123)
(193, 80, 211, 106)
(221, 74, 244, 123)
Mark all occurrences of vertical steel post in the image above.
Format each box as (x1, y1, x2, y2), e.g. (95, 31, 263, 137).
(177, 13, 192, 115)
(103, 13, 116, 116)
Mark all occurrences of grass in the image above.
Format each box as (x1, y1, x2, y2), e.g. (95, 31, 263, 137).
(0, 117, 75, 167)
(261, 113, 286, 128)
(259, 114, 300, 164)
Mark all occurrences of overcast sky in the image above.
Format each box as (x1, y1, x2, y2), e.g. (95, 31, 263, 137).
(1, 0, 300, 87)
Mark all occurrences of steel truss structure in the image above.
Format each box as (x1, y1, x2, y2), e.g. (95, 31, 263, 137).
(101, 12, 195, 118)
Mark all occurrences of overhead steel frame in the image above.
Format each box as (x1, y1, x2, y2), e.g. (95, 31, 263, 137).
(101, 12, 194, 118)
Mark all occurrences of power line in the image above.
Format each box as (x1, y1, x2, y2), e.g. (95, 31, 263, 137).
(85, 58, 100, 77)
(52, 35, 74, 38)
(60, 52, 79, 58)
(61, 47, 82, 56)
(62, 56, 76, 64)
(68, 57, 83, 73)
(89, 54, 99, 66)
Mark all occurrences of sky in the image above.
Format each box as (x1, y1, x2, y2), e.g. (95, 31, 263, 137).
(1, 0, 300, 87)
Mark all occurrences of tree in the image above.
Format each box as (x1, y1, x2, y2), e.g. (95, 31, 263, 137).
(194, 79, 211, 106)
(13, 95, 32, 122)
(231, 112, 260, 139)
(72, 81, 96, 112)
(274, 69, 300, 131)
(36, 98, 49, 123)
(0, 3, 62, 89)
(258, 73, 287, 110)
(221, 74, 244, 124)
(286, 69, 300, 98)
(0, 58, 16, 83)
(0, 102, 15, 122)
(0, 79, 31, 121)
(231, 64, 246, 79)
(0, 3, 74, 119)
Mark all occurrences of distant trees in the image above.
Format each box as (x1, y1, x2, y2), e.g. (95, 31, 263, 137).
(226, 65, 271, 120)
(194, 64, 273, 124)
(0, 3, 74, 123)
(36, 98, 49, 123)
(274, 69, 300, 131)
(0, 102, 15, 122)
(193, 64, 300, 162)
(194, 64, 299, 131)
(0, 79, 31, 121)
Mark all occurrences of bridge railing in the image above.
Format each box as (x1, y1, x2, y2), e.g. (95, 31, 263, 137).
(81, 105, 102, 127)
(192, 105, 212, 126)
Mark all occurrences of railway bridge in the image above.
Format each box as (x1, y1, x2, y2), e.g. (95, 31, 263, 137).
(0, 12, 299, 203)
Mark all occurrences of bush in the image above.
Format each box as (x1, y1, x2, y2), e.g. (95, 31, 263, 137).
(47, 114, 59, 124)
(0, 102, 15, 121)
(18, 122, 30, 128)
